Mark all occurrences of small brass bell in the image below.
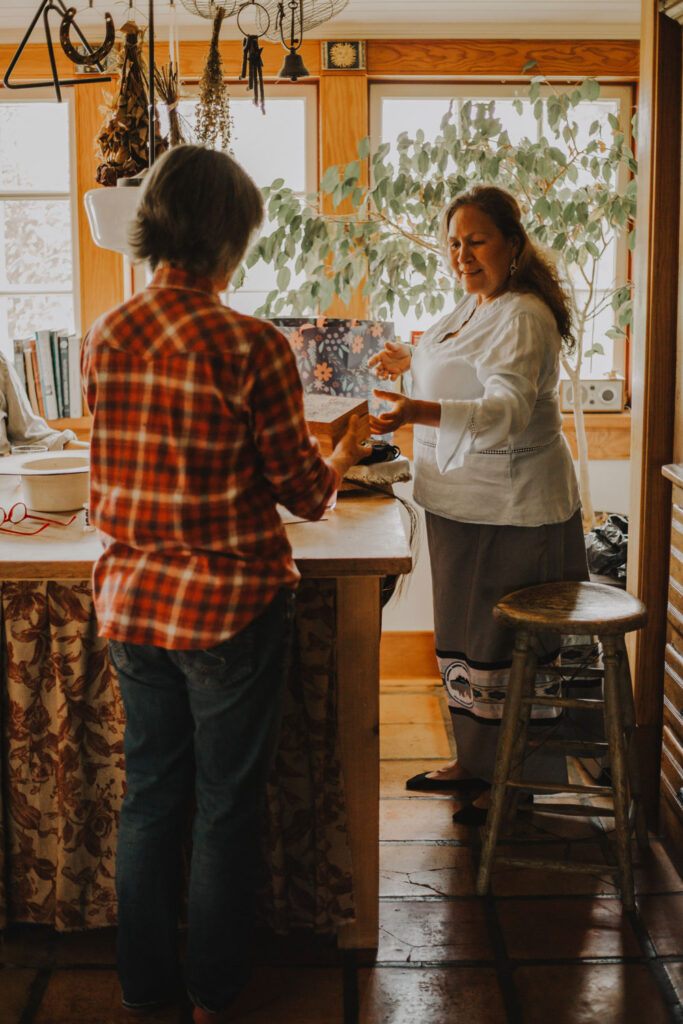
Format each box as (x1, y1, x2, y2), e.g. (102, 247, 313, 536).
(277, 51, 310, 81)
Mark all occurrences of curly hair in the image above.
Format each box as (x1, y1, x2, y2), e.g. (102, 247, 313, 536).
(129, 144, 263, 278)
(440, 185, 576, 352)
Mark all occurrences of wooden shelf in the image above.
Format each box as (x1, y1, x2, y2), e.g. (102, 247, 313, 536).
(47, 416, 92, 441)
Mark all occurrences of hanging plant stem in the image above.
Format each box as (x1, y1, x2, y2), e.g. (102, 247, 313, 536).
(155, 61, 186, 146)
(195, 8, 234, 151)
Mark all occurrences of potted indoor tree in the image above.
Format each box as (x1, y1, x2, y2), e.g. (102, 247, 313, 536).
(236, 71, 637, 529)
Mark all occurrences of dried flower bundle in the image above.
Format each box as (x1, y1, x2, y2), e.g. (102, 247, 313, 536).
(195, 9, 234, 151)
(95, 21, 167, 185)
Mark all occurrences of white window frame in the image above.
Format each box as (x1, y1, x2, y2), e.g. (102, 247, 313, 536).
(370, 81, 634, 380)
(0, 85, 81, 357)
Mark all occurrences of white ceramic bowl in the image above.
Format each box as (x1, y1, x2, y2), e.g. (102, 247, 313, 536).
(19, 455, 90, 512)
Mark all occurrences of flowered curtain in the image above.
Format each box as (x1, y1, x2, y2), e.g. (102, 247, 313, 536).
(0, 580, 354, 932)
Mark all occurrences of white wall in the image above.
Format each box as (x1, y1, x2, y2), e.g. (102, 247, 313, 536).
(382, 459, 631, 632)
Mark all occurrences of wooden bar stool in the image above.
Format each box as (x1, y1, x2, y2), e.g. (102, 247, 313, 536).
(475, 581, 648, 909)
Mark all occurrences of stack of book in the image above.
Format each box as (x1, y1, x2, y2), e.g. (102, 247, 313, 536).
(12, 330, 83, 420)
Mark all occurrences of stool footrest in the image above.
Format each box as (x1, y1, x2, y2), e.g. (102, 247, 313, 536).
(506, 781, 613, 796)
(525, 739, 610, 756)
(524, 692, 602, 708)
(527, 801, 616, 818)
(521, 696, 604, 709)
(494, 856, 619, 876)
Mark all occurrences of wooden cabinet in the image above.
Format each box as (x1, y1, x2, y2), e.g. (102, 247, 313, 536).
(661, 465, 683, 865)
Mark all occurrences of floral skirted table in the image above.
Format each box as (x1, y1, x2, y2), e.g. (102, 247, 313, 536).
(0, 489, 410, 949)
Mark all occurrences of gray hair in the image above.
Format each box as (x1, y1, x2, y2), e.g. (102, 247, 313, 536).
(129, 144, 264, 278)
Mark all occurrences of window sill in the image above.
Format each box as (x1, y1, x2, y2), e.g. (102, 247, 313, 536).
(561, 411, 631, 460)
(48, 417, 92, 442)
(393, 411, 631, 462)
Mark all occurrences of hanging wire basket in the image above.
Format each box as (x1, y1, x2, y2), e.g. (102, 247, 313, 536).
(178, 0, 239, 18)
(257, 0, 350, 42)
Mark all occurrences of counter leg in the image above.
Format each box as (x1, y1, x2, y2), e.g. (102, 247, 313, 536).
(336, 575, 381, 952)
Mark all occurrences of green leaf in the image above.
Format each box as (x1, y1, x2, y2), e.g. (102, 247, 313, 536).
(411, 251, 426, 273)
(522, 58, 538, 73)
(345, 160, 361, 184)
(533, 196, 551, 219)
(277, 267, 291, 291)
(580, 78, 601, 102)
(548, 147, 567, 167)
(608, 113, 621, 131)
(320, 166, 340, 192)
(357, 136, 371, 160)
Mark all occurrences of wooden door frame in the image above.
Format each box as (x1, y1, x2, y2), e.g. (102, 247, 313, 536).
(627, 0, 682, 823)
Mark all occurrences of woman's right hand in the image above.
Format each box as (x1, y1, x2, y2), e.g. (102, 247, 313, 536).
(368, 340, 412, 381)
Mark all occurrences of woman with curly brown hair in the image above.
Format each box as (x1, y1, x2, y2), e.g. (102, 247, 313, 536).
(369, 185, 588, 824)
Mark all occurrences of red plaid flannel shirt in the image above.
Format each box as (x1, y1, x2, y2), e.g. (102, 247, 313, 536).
(82, 266, 338, 649)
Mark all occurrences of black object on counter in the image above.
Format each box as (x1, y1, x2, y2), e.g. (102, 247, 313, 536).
(358, 441, 400, 466)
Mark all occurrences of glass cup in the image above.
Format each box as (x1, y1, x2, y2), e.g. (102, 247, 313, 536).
(11, 444, 49, 455)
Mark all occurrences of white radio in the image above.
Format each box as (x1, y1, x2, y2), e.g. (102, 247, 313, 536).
(559, 377, 625, 413)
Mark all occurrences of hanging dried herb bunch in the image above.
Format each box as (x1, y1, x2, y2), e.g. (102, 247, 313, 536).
(95, 21, 167, 185)
(195, 9, 234, 151)
(155, 62, 187, 147)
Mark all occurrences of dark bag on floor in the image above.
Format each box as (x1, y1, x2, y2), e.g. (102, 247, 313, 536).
(585, 513, 628, 583)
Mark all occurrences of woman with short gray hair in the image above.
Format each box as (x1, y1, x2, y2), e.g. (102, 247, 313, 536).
(83, 144, 367, 1023)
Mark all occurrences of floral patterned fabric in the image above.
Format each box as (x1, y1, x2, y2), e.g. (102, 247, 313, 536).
(271, 317, 395, 403)
(0, 580, 354, 933)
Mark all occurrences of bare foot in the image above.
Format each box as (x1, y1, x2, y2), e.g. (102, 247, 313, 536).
(424, 760, 479, 782)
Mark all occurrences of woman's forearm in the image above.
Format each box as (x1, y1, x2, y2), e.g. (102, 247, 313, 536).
(408, 398, 441, 427)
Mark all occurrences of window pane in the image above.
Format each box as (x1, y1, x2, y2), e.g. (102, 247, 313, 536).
(170, 97, 308, 190)
(0, 293, 76, 358)
(158, 93, 312, 316)
(0, 102, 70, 192)
(0, 199, 73, 287)
(376, 88, 630, 372)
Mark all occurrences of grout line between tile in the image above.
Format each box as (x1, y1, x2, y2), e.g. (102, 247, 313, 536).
(18, 967, 52, 1024)
(625, 906, 683, 1023)
(465, 831, 524, 1024)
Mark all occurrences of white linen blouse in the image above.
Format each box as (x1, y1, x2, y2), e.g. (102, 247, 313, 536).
(410, 290, 580, 527)
(0, 353, 76, 455)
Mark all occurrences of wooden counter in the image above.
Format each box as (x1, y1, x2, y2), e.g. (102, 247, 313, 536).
(0, 485, 411, 950)
(0, 485, 411, 582)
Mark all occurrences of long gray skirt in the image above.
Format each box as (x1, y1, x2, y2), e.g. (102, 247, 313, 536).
(426, 508, 589, 783)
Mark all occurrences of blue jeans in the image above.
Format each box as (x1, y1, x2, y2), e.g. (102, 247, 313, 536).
(109, 589, 295, 1013)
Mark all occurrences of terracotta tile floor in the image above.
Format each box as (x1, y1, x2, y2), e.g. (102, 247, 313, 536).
(1, 672, 683, 1023)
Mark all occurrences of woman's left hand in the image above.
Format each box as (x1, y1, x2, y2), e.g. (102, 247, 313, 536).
(369, 389, 414, 434)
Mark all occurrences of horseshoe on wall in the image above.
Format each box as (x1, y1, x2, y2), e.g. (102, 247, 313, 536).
(59, 7, 116, 66)
(3, 0, 113, 102)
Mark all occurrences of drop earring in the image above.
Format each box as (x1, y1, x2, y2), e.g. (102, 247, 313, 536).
(509, 257, 518, 276)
